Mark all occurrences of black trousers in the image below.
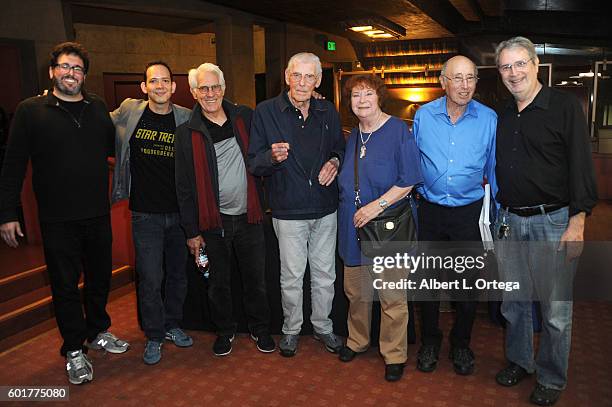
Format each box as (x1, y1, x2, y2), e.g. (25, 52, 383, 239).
(40, 215, 112, 356)
(417, 199, 482, 349)
(202, 214, 270, 336)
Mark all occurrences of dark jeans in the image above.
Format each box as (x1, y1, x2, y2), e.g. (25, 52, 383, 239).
(132, 211, 188, 341)
(40, 215, 112, 356)
(417, 199, 482, 349)
(202, 214, 270, 336)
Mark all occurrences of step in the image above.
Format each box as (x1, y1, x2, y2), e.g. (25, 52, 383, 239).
(0, 265, 134, 352)
(0, 265, 49, 303)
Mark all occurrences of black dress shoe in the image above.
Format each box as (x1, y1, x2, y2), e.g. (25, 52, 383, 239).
(416, 345, 439, 373)
(530, 383, 562, 406)
(449, 347, 475, 375)
(385, 363, 405, 382)
(496, 362, 531, 386)
(338, 346, 360, 362)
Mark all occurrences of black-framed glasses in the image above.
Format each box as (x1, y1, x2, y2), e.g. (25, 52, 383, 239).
(442, 74, 478, 85)
(498, 57, 535, 73)
(54, 63, 85, 75)
(195, 84, 223, 94)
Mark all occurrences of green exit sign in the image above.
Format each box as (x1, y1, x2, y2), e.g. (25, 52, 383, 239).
(327, 41, 336, 51)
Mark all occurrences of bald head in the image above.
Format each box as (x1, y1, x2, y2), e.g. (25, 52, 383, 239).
(441, 55, 477, 78)
(440, 55, 478, 111)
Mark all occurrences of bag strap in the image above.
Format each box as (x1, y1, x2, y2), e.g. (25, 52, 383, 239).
(353, 137, 361, 207)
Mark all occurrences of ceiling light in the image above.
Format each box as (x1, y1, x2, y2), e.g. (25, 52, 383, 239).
(349, 26, 373, 32)
(343, 16, 406, 39)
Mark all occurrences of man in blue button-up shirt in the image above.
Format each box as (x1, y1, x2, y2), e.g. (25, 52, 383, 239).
(413, 55, 497, 376)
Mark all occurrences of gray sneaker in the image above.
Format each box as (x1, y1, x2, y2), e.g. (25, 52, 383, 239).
(87, 331, 130, 354)
(314, 332, 343, 353)
(165, 328, 193, 347)
(279, 334, 299, 357)
(66, 350, 93, 385)
(143, 340, 162, 365)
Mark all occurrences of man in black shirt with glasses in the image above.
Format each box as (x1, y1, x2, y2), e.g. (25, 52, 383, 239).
(493, 36, 597, 406)
(0, 42, 128, 385)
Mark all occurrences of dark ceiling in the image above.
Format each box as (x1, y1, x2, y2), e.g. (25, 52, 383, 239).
(69, 0, 612, 61)
(202, 0, 612, 44)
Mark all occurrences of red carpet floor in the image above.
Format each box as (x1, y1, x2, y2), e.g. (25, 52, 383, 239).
(0, 291, 610, 406)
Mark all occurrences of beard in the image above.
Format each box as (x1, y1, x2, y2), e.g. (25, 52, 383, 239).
(52, 75, 83, 96)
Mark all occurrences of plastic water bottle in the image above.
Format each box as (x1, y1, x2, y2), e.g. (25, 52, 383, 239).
(197, 245, 210, 279)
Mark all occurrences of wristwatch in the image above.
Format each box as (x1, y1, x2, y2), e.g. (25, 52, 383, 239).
(378, 198, 389, 209)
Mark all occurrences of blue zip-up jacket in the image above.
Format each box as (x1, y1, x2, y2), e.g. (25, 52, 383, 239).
(247, 92, 345, 219)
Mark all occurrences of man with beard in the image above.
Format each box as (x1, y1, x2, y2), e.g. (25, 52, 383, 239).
(0, 42, 128, 385)
(111, 61, 192, 365)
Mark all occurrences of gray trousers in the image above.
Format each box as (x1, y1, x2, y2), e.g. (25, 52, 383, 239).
(272, 212, 337, 335)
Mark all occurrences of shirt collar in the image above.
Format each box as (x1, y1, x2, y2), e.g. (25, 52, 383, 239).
(278, 90, 328, 113)
(434, 96, 478, 119)
(504, 81, 549, 112)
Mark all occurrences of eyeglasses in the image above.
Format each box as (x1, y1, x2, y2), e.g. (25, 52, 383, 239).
(195, 84, 223, 94)
(442, 75, 478, 85)
(498, 57, 534, 73)
(54, 63, 85, 75)
(289, 72, 318, 84)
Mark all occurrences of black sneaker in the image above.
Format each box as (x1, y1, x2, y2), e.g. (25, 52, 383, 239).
(251, 333, 276, 353)
(496, 362, 531, 387)
(530, 383, 562, 406)
(213, 334, 234, 356)
(416, 344, 439, 372)
(449, 347, 475, 375)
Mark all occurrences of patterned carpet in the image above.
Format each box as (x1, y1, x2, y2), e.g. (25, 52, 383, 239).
(1, 291, 610, 406)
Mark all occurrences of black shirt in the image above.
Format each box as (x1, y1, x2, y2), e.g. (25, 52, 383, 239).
(202, 108, 233, 143)
(129, 106, 178, 212)
(58, 99, 86, 123)
(0, 92, 114, 223)
(283, 91, 322, 177)
(496, 85, 598, 216)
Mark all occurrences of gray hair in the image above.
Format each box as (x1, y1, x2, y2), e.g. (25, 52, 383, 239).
(188, 62, 226, 90)
(285, 52, 322, 76)
(494, 36, 538, 66)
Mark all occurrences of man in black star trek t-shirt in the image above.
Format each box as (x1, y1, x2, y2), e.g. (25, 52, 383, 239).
(111, 61, 191, 365)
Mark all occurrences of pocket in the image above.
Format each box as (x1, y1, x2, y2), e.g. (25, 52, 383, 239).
(544, 207, 569, 227)
(131, 211, 152, 224)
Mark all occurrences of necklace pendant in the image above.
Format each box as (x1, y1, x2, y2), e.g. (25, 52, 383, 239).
(359, 145, 366, 159)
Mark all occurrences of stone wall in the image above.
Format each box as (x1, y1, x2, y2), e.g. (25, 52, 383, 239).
(74, 23, 216, 97)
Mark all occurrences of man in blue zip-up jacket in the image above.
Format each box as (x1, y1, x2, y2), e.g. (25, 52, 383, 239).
(248, 52, 345, 357)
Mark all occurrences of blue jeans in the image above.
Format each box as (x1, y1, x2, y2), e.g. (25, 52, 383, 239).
(132, 211, 188, 341)
(495, 206, 576, 390)
(272, 212, 337, 335)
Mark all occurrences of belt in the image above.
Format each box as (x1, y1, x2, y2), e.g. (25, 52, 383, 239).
(503, 203, 567, 217)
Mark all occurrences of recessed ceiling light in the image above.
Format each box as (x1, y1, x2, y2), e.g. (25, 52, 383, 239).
(349, 26, 373, 32)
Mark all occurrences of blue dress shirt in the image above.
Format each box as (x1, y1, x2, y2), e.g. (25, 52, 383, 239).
(413, 96, 497, 207)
